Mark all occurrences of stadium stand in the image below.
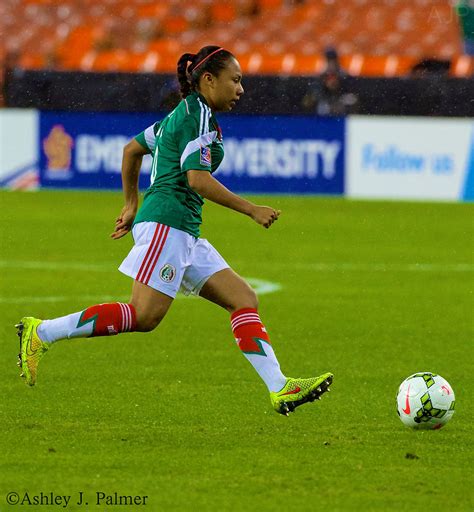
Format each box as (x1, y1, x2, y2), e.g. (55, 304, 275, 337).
(1, 0, 473, 77)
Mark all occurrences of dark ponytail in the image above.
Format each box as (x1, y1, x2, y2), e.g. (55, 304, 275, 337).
(177, 52, 196, 98)
(176, 46, 235, 99)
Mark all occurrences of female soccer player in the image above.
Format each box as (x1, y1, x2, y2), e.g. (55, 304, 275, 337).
(16, 46, 333, 416)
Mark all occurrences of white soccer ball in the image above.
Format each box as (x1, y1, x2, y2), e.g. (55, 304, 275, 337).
(396, 372, 455, 430)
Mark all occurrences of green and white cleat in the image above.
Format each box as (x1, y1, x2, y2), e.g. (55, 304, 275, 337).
(270, 373, 334, 416)
(16, 317, 48, 387)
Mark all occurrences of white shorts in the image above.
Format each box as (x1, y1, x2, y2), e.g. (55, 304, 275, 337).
(119, 222, 229, 299)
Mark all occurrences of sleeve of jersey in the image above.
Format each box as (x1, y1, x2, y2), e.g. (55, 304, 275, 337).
(134, 122, 160, 155)
(177, 115, 214, 173)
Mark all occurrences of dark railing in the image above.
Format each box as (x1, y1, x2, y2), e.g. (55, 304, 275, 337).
(4, 69, 473, 117)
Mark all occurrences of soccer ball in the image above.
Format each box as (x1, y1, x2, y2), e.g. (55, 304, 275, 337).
(396, 372, 455, 430)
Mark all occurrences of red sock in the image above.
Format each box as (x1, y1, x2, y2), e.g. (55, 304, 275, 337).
(230, 307, 271, 354)
(37, 303, 137, 343)
(78, 303, 137, 337)
(230, 307, 286, 391)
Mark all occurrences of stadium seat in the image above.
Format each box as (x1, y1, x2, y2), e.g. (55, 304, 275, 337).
(162, 15, 188, 35)
(211, 4, 237, 24)
(1, 0, 468, 77)
(451, 55, 474, 76)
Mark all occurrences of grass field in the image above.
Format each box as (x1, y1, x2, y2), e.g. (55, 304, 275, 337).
(0, 190, 473, 512)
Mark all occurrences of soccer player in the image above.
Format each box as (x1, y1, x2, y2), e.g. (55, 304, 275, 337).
(16, 46, 333, 416)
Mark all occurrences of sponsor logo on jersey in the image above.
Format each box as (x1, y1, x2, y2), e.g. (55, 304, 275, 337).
(159, 264, 176, 283)
(200, 146, 212, 166)
(43, 125, 74, 179)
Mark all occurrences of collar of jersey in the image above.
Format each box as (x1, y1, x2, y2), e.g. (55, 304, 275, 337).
(192, 91, 212, 110)
(190, 91, 221, 137)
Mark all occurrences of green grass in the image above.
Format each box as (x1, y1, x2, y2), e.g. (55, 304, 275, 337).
(0, 190, 473, 512)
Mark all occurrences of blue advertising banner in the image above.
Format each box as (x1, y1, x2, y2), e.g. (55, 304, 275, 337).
(40, 111, 156, 190)
(217, 115, 345, 194)
(40, 111, 345, 194)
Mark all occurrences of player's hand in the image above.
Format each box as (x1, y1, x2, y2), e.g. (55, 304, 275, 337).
(111, 204, 137, 239)
(250, 205, 281, 229)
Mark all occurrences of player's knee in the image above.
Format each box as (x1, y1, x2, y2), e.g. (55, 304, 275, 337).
(136, 318, 160, 332)
(229, 287, 258, 313)
(134, 311, 162, 332)
(247, 289, 258, 310)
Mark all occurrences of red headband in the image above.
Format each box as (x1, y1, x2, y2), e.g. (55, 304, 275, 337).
(191, 47, 224, 72)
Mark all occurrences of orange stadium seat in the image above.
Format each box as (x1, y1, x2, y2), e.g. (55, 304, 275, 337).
(137, 4, 170, 19)
(149, 39, 182, 55)
(1, 0, 470, 77)
(211, 4, 237, 23)
(18, 53, 45, 70)
(451, 55, 474, 76)
(154, 51, 182, 73)
(162, 16, 188, 35)
(57, 27, 95, 70)
(293, 54, 325, 75)
(90, 50, 129, 72)
(258, 0, 283, 9)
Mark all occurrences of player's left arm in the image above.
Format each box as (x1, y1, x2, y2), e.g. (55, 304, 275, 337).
(187, 170, 280, 229)
(111, 138, 149, 240)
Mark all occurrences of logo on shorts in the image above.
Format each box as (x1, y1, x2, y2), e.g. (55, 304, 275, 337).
(200, 146, 211, 166)
(159, 264, 176, 283)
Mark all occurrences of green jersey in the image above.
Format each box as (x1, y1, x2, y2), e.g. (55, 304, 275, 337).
(133, 92, 224, 237)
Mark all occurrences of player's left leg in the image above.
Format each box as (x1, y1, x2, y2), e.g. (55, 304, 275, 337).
(16, 301, 138, 386)
(16, 284, 173, 387)
(198, 268, 333, 415)
(199, 268, 287, 392)
(17, 222, 188, 386)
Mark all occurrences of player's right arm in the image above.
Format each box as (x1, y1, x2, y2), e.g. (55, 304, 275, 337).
(112, 121, 161, 239)
(111, 139, 148, 239)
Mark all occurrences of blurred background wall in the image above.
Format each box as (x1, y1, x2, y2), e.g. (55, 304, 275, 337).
(0, 0, 473, 199)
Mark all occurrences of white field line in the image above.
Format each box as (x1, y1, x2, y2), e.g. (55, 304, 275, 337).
(2, 258, 471, 305)
(0, 276, 281, 303)
(0, 260, 116, 272)
(0, 260, 473, 273)
(292, 262, 474, 272)
(1, 295, 127, 304)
